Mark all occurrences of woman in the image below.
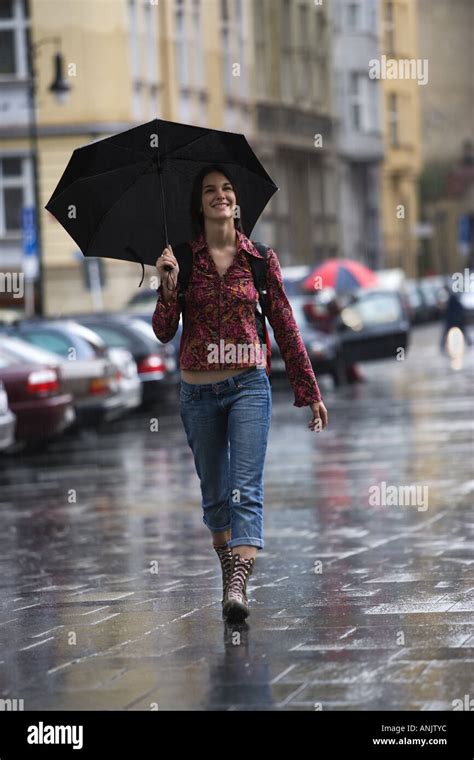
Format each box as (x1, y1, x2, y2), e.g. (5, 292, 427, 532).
(152, 164, 328, 622)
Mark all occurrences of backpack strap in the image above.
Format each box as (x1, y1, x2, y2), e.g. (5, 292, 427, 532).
(246, 242, 271, 381)
(246, 241, 269, 324)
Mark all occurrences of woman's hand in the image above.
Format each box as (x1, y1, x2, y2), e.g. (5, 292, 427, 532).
(155, 245, 180, 291)
(308, 400, 328, 431)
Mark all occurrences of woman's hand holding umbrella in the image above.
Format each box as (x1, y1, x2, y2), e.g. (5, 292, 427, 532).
(156, 245, 180, 301)
(308, 400, 328, 432)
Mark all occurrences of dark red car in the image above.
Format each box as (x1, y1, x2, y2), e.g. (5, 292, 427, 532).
(0, 351, 75, 446)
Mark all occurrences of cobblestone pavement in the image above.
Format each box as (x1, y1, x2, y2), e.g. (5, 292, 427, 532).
(0, 324, 473, 710)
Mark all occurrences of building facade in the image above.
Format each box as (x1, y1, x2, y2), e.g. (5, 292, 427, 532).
(330, 0, 383, 269)
(0, 0, 343, 315)
(379, 0, 422, 277)
(249, 0, 339, 267)
(416, 0, 474, 274)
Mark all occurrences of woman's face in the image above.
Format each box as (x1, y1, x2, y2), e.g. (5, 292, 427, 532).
(201, 171, 237, 225)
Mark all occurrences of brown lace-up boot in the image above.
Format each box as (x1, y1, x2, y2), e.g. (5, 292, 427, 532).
(222, 553, 255, 622)
(214, 542, 233, 612)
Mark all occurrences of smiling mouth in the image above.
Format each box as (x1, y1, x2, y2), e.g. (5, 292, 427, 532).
(212, 202, 229, 208)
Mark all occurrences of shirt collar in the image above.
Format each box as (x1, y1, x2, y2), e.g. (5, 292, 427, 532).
(190, 228, 264, 258)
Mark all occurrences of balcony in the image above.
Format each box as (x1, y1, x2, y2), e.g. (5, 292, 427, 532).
(256, 103, 333, 149)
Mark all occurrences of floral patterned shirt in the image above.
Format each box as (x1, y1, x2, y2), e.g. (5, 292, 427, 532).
(151, 229, 322, 407)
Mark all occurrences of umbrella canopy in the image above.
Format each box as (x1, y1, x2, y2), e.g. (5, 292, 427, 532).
(303, 258, 378, 294)
(45, 118, 278, 284)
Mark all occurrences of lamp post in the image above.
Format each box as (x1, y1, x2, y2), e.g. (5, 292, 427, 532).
(25, 37, 71, 317)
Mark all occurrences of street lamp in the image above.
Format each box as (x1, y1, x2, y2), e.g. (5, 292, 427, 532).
(25, 37, 71, 317)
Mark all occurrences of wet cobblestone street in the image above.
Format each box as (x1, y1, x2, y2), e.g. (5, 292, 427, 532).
(0, 324, 473, 710)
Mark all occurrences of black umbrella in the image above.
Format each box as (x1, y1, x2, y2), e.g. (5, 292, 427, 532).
(45, 118, 278, 286)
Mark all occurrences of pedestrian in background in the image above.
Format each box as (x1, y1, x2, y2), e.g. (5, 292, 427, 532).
(440, 288, 471, 352)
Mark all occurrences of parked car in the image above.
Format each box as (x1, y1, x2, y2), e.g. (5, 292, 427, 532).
(1, 320, 131, 424)
(0, 334, 142, 419)
(418, 278, 441, 321)
(102, 346, 142, 411)
(67, 313, 177, 405)
(268, 292, 347, 387)
(130, 310, 182, 377)
(422, 276, 451, 320)
(402, 280, 430, 324)
(0, 349, 75, 447)
(0, 378, 16, 451)
(127, 287, 160, 314)
(336, 288, 410, 364)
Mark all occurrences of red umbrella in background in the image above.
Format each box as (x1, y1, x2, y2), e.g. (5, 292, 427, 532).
(303, 258, 378, 294)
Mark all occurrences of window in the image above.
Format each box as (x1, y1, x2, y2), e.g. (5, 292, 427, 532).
(0, 28, 15, 74)
(192, 0, 204, 87)
(0, 0, 28, 77)
(368, 0, 378, 33)
(220, 0, 243, 100)
(254, 0, 267, 96)
(385, 1, 395, 54)
(349, 72, 363, 131)
(128, 0, 143, 120)
(220, 0, 232, 95)
(175, 0, 189, 88)
(296, 3, 311, 101)
(388, 93, 398, 146)
(298, 3, 308, 48)
(281, 0, 293, 102)
(367, 79, 380, 134)
(0, 156, 26, 235)
(348, 72, 378, 133)
(175, 0, 190, 121)
(346, 1, 361, 30)
(235, 0, 247, 99)
(143, 0, 160, 117)
(0, 1, 15, 18)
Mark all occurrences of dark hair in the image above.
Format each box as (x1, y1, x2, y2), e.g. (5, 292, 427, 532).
(190, 164, 243, 236)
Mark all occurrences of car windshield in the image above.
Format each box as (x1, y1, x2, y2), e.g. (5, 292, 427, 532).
(64, 322, 108, 355)
(18, 328, 96, 360)
(84, 323, 130, 349)
(0, 336, 59, 364)
(129, 318, 161, 342)
(346, 293, 403, 327)
(0, 351, 15, 368)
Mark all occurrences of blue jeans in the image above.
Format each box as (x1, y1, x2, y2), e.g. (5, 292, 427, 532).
(179, 367, 272, 550)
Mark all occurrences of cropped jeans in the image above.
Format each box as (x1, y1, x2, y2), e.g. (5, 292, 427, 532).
(179, 366, 272, 550)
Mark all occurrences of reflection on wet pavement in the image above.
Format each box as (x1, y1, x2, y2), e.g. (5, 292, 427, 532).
(0, 324, 472, 710)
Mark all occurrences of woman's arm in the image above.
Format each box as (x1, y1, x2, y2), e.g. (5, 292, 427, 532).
(264, 248, 323, 408)
(151, 282, 181, 343)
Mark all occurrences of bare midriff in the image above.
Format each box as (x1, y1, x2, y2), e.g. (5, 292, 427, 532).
(180, 366, 255, 384)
